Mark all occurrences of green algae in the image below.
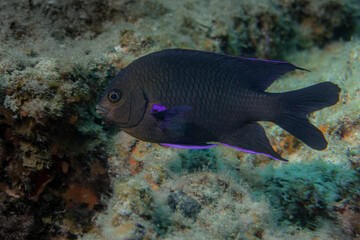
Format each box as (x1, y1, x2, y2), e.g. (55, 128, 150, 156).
(254, 160, 360, 228)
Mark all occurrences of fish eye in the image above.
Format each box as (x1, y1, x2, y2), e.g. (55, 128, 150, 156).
(107, 89, 122, 103)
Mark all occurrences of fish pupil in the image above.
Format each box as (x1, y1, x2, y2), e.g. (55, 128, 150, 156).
(108, 89, 121, 103)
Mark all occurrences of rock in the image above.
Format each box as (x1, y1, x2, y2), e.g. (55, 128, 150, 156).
(167, 190, 201, 218)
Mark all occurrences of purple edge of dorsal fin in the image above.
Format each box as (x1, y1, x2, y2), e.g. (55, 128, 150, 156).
(215, 52, 310, 72)
(238, 56, 310, 72)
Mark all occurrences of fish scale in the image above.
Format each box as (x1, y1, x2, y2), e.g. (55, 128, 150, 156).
(96, 49, 341, 161)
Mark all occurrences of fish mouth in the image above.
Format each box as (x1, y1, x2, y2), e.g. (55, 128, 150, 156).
(95, 105, 108, 116)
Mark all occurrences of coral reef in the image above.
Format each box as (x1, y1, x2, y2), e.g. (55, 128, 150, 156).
(0, 192, 34, 240)
(0, 0, 359, 239)
(158, 0, 360, 58)
(254, 161, 360, 228)
(0, 38, 115, 239)
(83, 163, 272, 240)
(1, 0, 358, 57)
(83, 129, 360, 240)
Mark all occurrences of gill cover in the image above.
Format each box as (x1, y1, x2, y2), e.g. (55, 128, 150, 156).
(114, 86, 147, 128)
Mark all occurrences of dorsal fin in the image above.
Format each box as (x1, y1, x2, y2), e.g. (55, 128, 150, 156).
(148, 49, 309, 91)
(236, 57, 309, 91)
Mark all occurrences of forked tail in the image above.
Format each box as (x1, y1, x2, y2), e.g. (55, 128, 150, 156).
(275, 82, 341, 150)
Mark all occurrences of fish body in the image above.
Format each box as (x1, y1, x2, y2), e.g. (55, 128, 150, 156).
(96, 49, 341, 161)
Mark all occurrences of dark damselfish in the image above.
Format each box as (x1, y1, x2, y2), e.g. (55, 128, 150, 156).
(96, 49, 341, 161)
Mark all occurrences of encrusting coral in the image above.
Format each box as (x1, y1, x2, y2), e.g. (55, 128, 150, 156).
(0, 44, 116, 238)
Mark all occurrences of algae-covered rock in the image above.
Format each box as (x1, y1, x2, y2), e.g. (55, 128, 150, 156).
(158, 0, 360, 58)
(167, 190, 201, 218)
(254, 161, 360, 227)
(0, 45, 115, 239)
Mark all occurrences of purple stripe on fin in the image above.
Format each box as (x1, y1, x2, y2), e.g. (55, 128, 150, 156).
(160, 143, 218, 149)
(213, 51, 289, 64)
(151, 104, 167, 113)
(220, 143, 284, 161)
(238, 56, 289, 64)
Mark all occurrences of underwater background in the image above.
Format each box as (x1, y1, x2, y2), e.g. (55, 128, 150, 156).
(0, 0, 359, 239)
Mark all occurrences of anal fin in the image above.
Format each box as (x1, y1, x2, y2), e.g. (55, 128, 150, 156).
(160, 143, 218, 149)
(221, 122, 287, 161)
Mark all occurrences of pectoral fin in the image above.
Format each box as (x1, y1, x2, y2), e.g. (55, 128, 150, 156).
(221, 122, 287, 161)
(151, 104, 192, 136)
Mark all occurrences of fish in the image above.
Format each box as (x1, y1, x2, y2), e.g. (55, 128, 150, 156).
(96, 49, 341, 161)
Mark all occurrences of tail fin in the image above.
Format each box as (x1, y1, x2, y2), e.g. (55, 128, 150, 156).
(275, 82, 341, 150)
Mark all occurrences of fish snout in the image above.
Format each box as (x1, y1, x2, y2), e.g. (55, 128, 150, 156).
(95, 105, 108, 117)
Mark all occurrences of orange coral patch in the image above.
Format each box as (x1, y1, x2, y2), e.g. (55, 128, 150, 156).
(62, 161, 69, 174)
(69, 115, 78, 124)
(129, 157, 142, 174)
(144, 174, 160, 191)
(91, 160, 106, 175)
(6, 88, 14, 95)
(20, 109, 29, 117)
(130, 144, 148, 160)
(116, 222, 134, 236)
(63, 183, 99, 210)
(318, 125, 328, 133)
(277, 134, 300, 156)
